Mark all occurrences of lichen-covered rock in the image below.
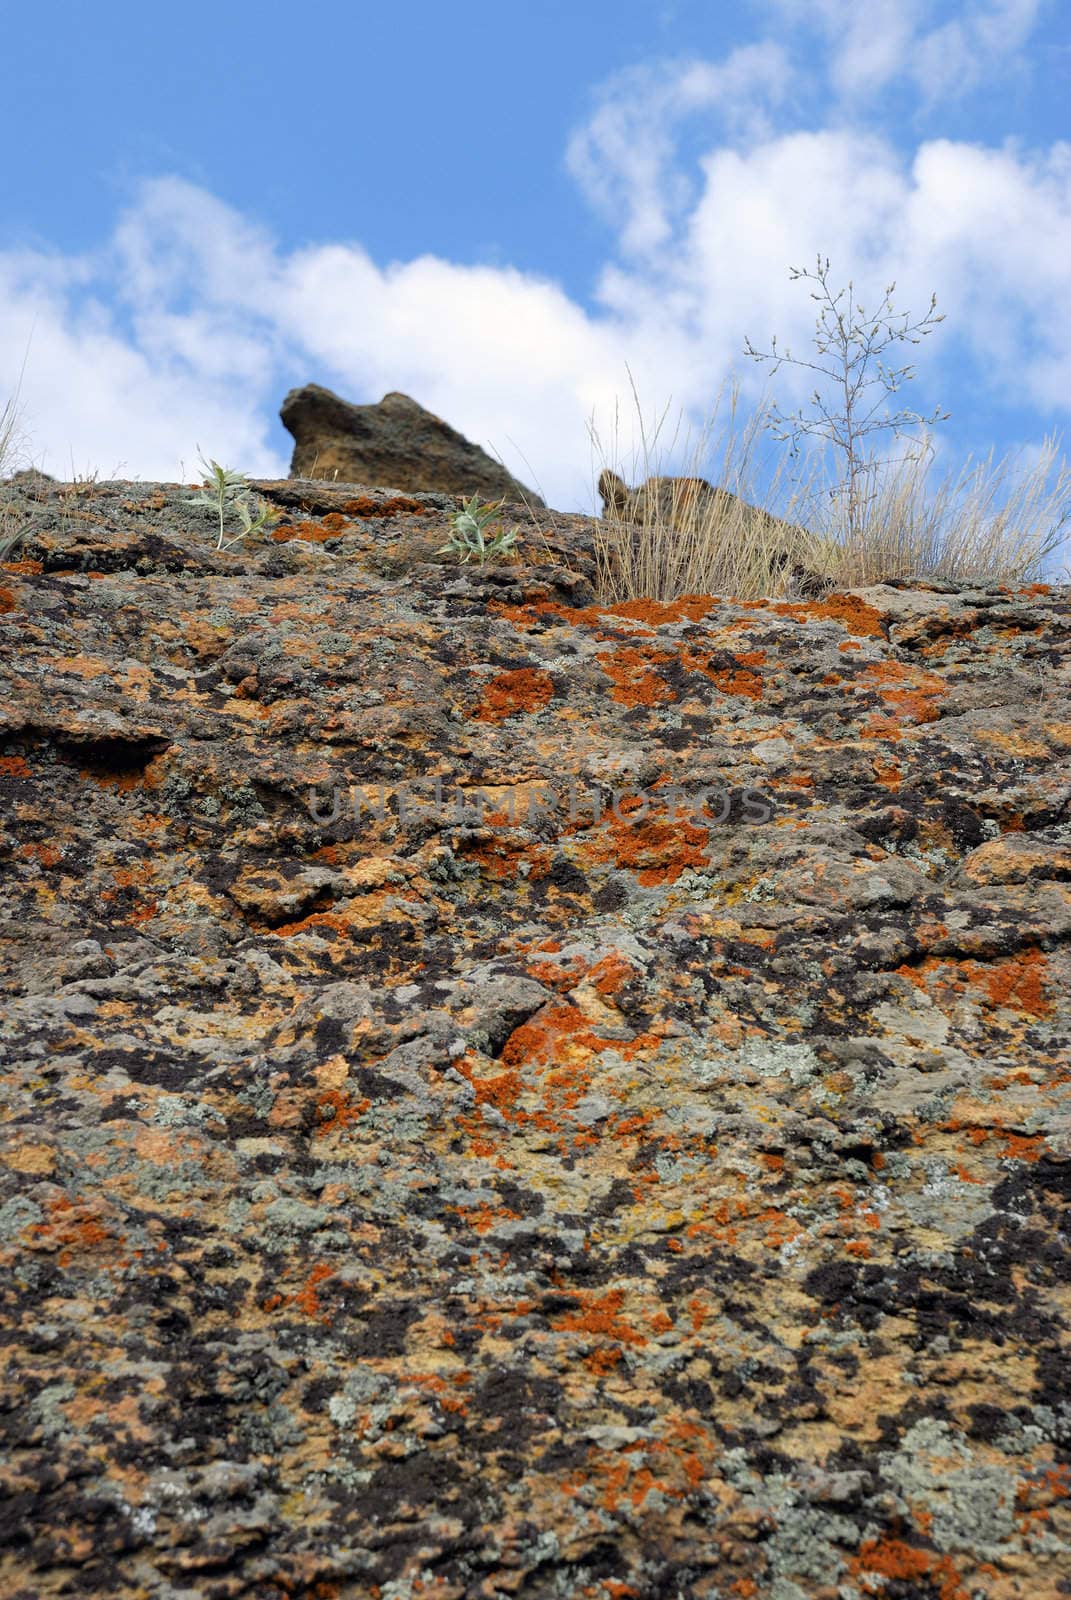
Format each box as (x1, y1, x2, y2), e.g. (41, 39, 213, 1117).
(281, 384, 544, 505)
(1, 473, 1069, 1598)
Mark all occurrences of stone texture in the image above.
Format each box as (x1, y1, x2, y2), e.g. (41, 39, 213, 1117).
(281, 384, 544, 505)
(1, 471, 1070, 1599)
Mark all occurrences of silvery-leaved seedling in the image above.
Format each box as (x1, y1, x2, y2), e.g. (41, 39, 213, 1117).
(189, 456, 279, 551)
(438, 494, 520, 564)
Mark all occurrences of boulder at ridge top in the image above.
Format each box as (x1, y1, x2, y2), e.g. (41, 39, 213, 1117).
(280, 383, 544, 505)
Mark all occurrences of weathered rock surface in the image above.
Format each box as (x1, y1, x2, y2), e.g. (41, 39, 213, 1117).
(1, 471, 1069, 1599)
(281, 384, 544, 505)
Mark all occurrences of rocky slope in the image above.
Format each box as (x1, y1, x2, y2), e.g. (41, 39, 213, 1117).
(1, 472, 1069, 1599)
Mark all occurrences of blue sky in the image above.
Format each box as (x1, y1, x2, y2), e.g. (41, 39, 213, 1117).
(3, 0, 1071, 530)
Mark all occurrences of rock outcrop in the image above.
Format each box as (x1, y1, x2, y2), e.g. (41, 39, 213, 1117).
(1, 470, 1069, 1599)
(281, 383, 544, 504)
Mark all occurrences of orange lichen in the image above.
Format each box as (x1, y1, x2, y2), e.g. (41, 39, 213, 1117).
(754, 1206, 803, 1250)
(0, 585, 16, 613)
(588, 952, 637, 995)
(860, 717, 904, 740)
(580, 809, 711, 885)
(772, 593, 885, 636)
(523, 957, 584, 991)
(343, 495, 426, 517)
(84, 767, 145, 792)
(849, 1538, 967, 1600)
(270, 911, 356, 939)
(709, 665, 764, 699)
(452, 1203, 522, 1234)
(313, 1089, 370, 1132)
(124, 901, 160, 925)
(897, 948, 1053, 1018)
(29, 1196, 114, 1268)
(501, 1004, 601, 1069)
(474, 668, 555, 722)
(597, 645, 677, 706)
(17, 842, 63, 868)
(1001, 1133, 1047, 1163)
(486, 599, 559, 630)
(979, 948, 1053, 1016)
(54, 655, 109, 679)
(458, 1060, 523, 1115)
(551, 1288, 647, 1346)
(292, 1263, 335, 1321)
(860, 659, 948, 724)
(601, 595, 718, 627)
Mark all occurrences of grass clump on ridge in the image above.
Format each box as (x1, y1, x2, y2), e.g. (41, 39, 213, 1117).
(591, 260, 1071, 603)
(0, 393, 21, 479)
(592, 401, 1071, 604)
(813, 437, 1071, 588)
(589, 376, 834, 604)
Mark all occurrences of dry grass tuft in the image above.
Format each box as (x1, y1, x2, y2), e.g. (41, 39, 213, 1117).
(589, 376, 828, 603)
(810, 437, 1071, 587)
(0, 392, 24, 479)
(590, 377, 1071, 601)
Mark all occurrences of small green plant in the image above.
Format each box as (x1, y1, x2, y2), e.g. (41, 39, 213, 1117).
(438, 494, 520, 564)
(188, 455, 279, 551)
(744, 256, 949, 544)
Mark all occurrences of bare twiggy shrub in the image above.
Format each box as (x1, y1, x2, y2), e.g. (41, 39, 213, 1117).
(589, 373, 828, 602)
(745, 256, 950, 544)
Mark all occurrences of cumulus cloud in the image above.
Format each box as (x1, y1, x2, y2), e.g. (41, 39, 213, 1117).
(0, 0, 1068, 514)
(565, 42, 792, 256)
(762, 0, 1043, 103)
(912, 0, 1043, 102)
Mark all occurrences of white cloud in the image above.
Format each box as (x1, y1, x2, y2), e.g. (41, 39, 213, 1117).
(0, 242, 276, 482)
(761, 0, 1042, 103)
(565, 43, 792, 257)
(913, 0, 1043, 102)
